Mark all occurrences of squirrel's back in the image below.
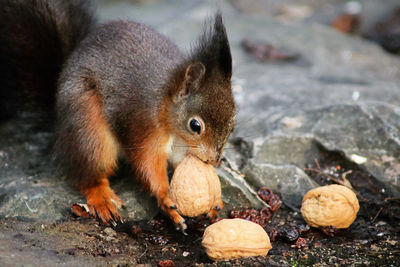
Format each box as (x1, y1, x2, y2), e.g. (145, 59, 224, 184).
(0, 0, 96, 120)
(58, 20, 185, 127)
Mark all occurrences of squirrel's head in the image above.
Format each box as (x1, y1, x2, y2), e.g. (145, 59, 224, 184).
(167, 13, 236, 166)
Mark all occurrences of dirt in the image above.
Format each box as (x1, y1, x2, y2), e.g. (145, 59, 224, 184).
(1, 208, 398, 267)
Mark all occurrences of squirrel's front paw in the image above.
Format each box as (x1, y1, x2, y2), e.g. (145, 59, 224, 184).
(158, 195, 187, 233)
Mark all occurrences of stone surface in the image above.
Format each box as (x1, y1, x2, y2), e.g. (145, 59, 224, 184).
(0, 117, 158, 221)
(1, 0, 400, 224)
(243, 160, 318, 209)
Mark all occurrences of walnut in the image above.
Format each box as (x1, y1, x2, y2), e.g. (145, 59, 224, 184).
(301, 184, 359, 228)
(169, 154, 221, 217)
(202, 218, 272, 261)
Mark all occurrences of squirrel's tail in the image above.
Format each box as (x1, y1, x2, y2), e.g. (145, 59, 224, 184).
(0, 0, 96, 121)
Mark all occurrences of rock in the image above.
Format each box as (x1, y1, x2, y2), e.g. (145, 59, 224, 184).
(254, 135, 321, 167)
(0, 118, 158, 221)
(275, 103, 400, 196)
(243, 160, 318, 209)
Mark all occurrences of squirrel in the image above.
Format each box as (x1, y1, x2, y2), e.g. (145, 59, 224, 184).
(0, 0, 236, 230)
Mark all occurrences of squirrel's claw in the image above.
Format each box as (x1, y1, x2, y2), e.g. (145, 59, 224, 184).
(85, 186, 124, 226)
(157, 194, 187, 234)
(176, 221, 188, 235)
(206, 200, 224, 221)
(206, 209, 217, 220)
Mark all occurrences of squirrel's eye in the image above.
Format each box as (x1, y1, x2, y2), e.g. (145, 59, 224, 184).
(189, 118, 201, 135)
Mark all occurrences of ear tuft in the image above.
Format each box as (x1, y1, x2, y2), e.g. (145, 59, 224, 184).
(189, 12, 232, 79)
(212, 13, 232, 77)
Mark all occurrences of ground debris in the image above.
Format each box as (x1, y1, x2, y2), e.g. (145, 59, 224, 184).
(241, 39, 300, 62)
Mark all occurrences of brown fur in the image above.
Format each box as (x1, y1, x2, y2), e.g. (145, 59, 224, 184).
(0, 0, 95, 120)
(2, 0, 236, 229)
(55, 15, 236, 228)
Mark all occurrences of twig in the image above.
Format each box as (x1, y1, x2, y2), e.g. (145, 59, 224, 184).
(138, 242, 148, 259)
(314, 158, 321, 171)
(371, 207, 384, 223)
(384, 197, 400, 202)
(341, 170, 353, 188)
(304, 165, 369, 202)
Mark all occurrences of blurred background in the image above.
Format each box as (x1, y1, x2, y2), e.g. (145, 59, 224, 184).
(97, 0, 400, 55)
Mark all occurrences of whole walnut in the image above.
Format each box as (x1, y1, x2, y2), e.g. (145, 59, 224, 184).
(169, 154, 222, 217)
(301, 184, 359, 228)
(202, 218, 272, 261)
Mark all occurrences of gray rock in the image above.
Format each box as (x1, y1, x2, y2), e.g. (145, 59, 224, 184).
(243, 160, 318, 209)
(295, 103, 400, 195)
(0, 118, 158, 221)
(254, 135, 321, 167)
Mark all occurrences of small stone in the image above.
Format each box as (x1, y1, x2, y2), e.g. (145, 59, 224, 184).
(279, 226, 299, 242)
(350, 154, 367, 164)
(103, 227, 117, 237)
(295, 237, 307, 249)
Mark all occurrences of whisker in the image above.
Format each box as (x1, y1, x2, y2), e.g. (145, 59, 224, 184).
(122, 144, 162, 150)
(121, 142, 201, 151)
(233, 134, 260, 140)
(173, 146, 197, 149)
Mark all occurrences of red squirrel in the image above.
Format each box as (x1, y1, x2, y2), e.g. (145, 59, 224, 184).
(0, 0, 236, 230)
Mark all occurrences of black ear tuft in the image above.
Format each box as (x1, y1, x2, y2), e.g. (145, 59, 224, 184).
(190, 12, 232, 79)
(212, 13, 232, 77)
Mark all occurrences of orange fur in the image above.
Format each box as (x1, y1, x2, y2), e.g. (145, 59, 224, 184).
(79, 90, 119, 175)
(130, 124, 185, 226)
(82, 176, 123, 224)
(74, 90, 121, 224)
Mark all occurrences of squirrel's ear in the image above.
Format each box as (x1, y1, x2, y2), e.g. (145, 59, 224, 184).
(173, 62, 205, 102)
(184, 62, 205, 88)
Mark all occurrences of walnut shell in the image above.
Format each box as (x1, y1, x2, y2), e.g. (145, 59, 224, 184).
(169, 154, 221, 217)
(202, 218, 272, 261)
(301, 184, 359, 228)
